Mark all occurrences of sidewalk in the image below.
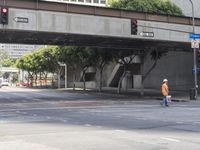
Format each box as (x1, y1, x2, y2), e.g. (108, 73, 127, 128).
(104, 87, 190, 102)
(58, 87, 191, 102)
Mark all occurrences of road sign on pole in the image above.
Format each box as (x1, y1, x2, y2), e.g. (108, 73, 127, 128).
(140, 32, 154, 37)
(190, 33, 200, 39)
(191, 39, 199, 48)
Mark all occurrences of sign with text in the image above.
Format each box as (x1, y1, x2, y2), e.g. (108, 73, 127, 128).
(14, 17, 28, 23)
(140, 32, 154, 37)
(190, 33, 200, 39)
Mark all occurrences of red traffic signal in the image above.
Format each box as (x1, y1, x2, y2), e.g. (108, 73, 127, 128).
(2, 8, 8, 13)
(1, 7, 9, 24)
(131, 19, 138, 35)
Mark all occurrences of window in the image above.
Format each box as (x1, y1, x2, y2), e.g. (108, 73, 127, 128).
(86, 0, 91, 3)
(100, 0, 105, 4)
(93, 0, 99, 3)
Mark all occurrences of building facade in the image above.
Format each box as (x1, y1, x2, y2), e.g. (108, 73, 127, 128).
(0, 44, 42, 59)
(172, 0, 200, 18)
(43, 0, 107, 7)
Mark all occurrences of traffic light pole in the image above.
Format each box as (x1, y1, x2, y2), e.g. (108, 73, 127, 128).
(189, 0, 198, 100)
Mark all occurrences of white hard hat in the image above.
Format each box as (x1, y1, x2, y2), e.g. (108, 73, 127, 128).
(163, 79, 168, 82)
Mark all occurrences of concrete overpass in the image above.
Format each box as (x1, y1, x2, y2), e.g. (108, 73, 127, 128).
(0, 0, 200, 51)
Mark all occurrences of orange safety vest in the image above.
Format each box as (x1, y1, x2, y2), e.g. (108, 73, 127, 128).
(162, 82, 169, 96)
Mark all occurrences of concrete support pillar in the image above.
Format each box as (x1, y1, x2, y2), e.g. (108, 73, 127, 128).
(122, 71, 132, 91)
(133, 75, 142, 89)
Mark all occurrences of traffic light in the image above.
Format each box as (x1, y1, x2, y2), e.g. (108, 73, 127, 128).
(1, 7, 8, 24)
(131, 19, 138, 35)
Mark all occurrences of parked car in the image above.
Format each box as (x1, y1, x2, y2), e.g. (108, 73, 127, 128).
(2, 79, 9, 86)
(20, 81, 32, 86)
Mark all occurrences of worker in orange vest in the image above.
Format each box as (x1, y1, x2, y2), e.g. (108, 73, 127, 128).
(161, 79, 169, 107)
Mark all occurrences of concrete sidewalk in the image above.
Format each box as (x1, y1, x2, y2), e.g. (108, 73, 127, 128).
(104, 87, 191, 102)
(58, 87, 191, 102)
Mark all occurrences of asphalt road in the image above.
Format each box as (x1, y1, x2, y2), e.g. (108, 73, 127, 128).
(0, 86, 199, 150)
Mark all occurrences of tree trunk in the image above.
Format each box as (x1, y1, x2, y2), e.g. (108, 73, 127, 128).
(51, 73, 54, 88)
(99, 68, 103, 92)
(35, 73, 38, 87)
(118, 71, 126, 94)
(83, 70, 86, 91)
(73, 71, 76, 91)
(45, 73, 48, 88)
(140, 52, 158, 96)
(39, 72, 42, 87)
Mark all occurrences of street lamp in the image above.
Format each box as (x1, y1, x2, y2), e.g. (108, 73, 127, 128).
(189, 0, 198, 100)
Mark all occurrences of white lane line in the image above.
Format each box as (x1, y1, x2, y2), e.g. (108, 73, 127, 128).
(115, 130, 126, 133)
(84, 124, 92, 127)
(161, 137, 180, 142)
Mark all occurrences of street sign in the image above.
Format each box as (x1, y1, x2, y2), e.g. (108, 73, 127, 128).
(192, 68, 200, 74)
(191, 39, 199, 48)
(140, 32, 154, 37)
(14, 17, 28, 23)
(190, 33, 200, 39)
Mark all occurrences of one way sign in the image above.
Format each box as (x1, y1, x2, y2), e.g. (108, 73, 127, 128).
(191, 39, 199, 49)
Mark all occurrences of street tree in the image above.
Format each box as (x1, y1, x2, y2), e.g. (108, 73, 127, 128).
(75, 47, 94, 91)
(113, 49, 140, 94)
(38, 46, 59, 87)
(16, 46, 59, 87)
(1, 58, 16, 67)
(56, 46, 80, 90)
(89, 47, 114, 92)
(16, 54, 35, 86)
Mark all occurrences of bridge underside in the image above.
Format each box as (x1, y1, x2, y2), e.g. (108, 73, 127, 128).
(0, 29, 191, 51)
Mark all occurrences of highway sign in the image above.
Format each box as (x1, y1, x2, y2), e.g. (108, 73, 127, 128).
(191, 39, 199, 48)
(190, 33, 200, 39)
(140, 32, 154, 37)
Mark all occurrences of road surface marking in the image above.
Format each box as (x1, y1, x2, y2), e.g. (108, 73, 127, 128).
(161, 137, 180, 142)
(115, 130, 126, 133)
(84, 124, 92, 127)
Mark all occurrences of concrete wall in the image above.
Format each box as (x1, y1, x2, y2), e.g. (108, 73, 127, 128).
(143, 51, 194, 91)
(2, 8, 200, 43)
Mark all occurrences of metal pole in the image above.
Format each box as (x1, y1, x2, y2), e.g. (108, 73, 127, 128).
(65, 64, 67, 88)
(189, 0, 198, 100)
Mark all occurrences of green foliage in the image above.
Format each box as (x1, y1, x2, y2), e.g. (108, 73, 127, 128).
(86, 47, 114, 69)
(1, 58, 16, 67)
(16, 46, 59, 74)
(110, 0, 183, 16)
(150, 50, 167, 60)
(0, 49, 9, 64)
